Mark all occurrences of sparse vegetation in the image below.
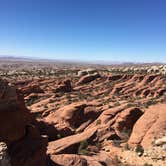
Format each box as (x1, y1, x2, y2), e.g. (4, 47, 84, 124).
(78, 140, 90, 155)
(135, 144, 144, 156)
(96, 119, 101, 125)
(143, 163, 153, 166)
(1, 60, 166, 166)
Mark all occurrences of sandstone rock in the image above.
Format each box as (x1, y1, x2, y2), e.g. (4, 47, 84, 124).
(0, 79, 31, 144)
(108, 74, 123, 81)
(128, 104, 166, 148)
(77, 73, 101, 85)
(43, 102, 100, 140)
(77, 68, 98, 77)
(54, 79, 72, 93)
(19, 84, 44, 96)
(113, 107, 143, 139)
(49, 154, 87, 166)
(0, 79, 48, 166)
(9, 125, 48, 166)
(155, 136, 166, 146)
(47, 127, 97, 155)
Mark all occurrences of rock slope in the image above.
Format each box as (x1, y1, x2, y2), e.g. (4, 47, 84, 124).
(1, 71, 166, 166)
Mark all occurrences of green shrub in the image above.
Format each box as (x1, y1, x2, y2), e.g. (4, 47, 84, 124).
(135, 144, 144, 156)
(78, 140, 89, 155)
(96, 119, 101, 125)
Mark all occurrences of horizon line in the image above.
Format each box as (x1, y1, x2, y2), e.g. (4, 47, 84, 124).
(0, 54, 165, 65)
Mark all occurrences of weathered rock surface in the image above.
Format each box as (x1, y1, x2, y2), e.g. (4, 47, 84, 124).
(49, 154, 87, 166)
(18, 83, 44, 96)
(0, 79, 31, 144)
(128, 104, 166, 148)
(0, 79, 47, 166)
(49, 152, 115, 166)
(47, 127, 97, 155)
(1, 71, 166, 166)
(77, 73, 101, 85)
(54, 79, 72, 93)
(43, 102, 100, 140)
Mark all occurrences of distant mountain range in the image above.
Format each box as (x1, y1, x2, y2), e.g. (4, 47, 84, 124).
(0, 55, 165, 65)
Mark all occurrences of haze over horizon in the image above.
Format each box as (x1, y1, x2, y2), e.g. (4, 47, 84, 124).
(0, 0, 166, 63)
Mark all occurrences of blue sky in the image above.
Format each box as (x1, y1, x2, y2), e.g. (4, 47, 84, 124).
(0, 0, 166, 62)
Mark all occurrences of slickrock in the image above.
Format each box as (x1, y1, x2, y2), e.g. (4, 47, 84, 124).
(19, 83, 44, 96)
(128, 104, 166, 148)
(1, 69, 166, 166)
(43, 102, 100, 140)
(77, 73, 101, 85)
(49, 154, 87, 166)
(47, 127, 97, 155)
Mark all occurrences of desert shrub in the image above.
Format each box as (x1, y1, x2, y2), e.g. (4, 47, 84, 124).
(143, 163, 153, 166)
(49, 99, 55, 103)
(78, 149, 89, 155)
(113, 155, 122, 166)
(95, 142, 101, 149)
(135, 144, 144, 156)
(121, 128, 132, 141)
(96, 119, 101, 125)
(78, 140, 89, 155)
(57, 134, 61, 139)
(114, 102, 120, 107)
(44, 105, 48, 109)
(144, 99, 157, 108)
(26, 96, 39, 106)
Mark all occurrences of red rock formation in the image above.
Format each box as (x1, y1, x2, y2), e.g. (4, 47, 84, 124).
(77, 73, 101, 85)
(47, 127, 97, 155)
(49, 154, 87, 166)
(107, 74, 123, 81)
(128, 104, 166, 148)
(19, 84, 44, 96)
(54, 79, 72, 93)
(0, 79, 47, 166)
(42, 102, 101, 140)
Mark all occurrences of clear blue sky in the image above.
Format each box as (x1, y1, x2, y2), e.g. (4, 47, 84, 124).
(0, 0, 166, 62)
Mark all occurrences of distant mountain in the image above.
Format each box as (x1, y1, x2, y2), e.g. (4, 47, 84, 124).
(0, 55, 34, 61)
(0, 55, 165, 65)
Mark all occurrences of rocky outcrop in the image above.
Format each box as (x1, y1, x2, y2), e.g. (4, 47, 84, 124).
(77, 73, 101, 85)
(108, 74, 123, 81)
(49, 154, 87, 166)
(47, 127, 97, 155)
(43, 102, 100, 140)
(54, 79, 72, 93)
(128, 104, 166, 148)
(0, 79, 31, 145)
(1, 70, 166, 166)
(0, 79, 47, 166)
(49, 152, 115, 166)
(19, 84, 44, 96)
